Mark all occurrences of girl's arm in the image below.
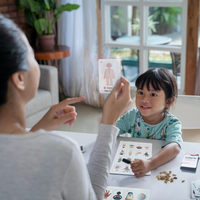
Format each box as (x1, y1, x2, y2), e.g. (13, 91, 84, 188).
(130, 142, 180, 178)
(131, 116, 183, 177)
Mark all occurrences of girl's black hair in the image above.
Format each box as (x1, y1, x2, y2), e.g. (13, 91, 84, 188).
(0, 14, 28, 106)
(135, 68, 178, 100)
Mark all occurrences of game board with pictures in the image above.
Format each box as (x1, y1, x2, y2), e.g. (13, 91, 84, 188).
(103, 186, 150, 200)
(110, 141, 152, 176)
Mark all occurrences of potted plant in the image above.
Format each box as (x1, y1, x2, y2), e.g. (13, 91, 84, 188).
(20, 0, 79, 50)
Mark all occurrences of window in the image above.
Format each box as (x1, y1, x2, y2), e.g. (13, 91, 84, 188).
(101, 0, 188, 94)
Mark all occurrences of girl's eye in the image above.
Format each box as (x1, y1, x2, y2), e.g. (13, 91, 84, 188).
(138, 91, 143, 95)
(151, 93, 157, 97)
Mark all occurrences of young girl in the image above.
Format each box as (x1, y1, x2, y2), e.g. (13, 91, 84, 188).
(116, 68, 183, 178)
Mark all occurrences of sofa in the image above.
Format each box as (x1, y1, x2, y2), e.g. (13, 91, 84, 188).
(25, 65, 59, 128)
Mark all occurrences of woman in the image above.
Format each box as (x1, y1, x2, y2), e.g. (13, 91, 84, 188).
(0, 15, 132, 200)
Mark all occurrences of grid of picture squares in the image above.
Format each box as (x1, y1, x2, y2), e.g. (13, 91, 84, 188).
(110, 141, 152, 176)
(103, 186, 150, 200)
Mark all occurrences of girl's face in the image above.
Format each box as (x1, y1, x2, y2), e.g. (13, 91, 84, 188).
(136, 83, 168, 125)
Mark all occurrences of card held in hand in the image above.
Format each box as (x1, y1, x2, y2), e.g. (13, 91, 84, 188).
(98, 59, 121, 94)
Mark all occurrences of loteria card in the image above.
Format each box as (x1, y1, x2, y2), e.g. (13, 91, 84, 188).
(180, 153, 199, 171)
(195, 180, 200, 197)
(110, 141, 152, 176)
(191, 180, 200, 199)
(98, 59, 121, 94)
(103, 186, 150, 200)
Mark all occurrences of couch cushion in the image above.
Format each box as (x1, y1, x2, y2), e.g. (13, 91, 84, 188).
(25, 89, 52, 117)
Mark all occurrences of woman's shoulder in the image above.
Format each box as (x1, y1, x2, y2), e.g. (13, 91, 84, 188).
(41, 129, 78, 145)
(0, 130, 79, 160)
(27, 129, 79, 153)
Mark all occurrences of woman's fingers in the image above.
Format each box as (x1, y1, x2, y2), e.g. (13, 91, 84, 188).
(69, 117, 76, 126)
(63, 106, 75, 113)
(56, 97, 85, 110)
(56, 112, 77, 125)
(120, 76, 130, 92)
(55, 105, 76, 119)
(111, 78, 121, 94)
(101, 76, 132, 125)
(63, 117, 76, 126)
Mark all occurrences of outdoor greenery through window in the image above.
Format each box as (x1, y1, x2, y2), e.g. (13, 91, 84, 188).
(102, 0, 187, 93)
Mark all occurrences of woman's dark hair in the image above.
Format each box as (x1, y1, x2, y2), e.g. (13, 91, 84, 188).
(135, 68, 178, 100)
(0, 14, 28, 106)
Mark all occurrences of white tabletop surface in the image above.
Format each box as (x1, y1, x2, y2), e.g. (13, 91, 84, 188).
(54, 130, 200, 200)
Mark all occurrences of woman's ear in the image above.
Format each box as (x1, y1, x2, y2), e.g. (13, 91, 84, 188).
(165, 97, 175, 108)
(10, 72, 25, 90)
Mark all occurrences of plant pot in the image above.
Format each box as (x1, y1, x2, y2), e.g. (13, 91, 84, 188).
(37, 34, 55, 51)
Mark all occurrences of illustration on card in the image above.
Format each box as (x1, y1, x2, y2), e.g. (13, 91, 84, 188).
(104, 63, 115, 86)
(114, 164, 121, 172)
(104, 189, 112, 199)
(125, 192, 133, 200)
(138, 193, 146, 200)
(105, 186, 150, 200)
(117, 157, 122, 163)
(145, 146, 150, 151)
(113, 191, 122, 200)
(122, 143, 126, 148)
(123, 165, 131, 173)
(136, 145, 142, 150)
(128, 150, 133, 156)
(119, 150, 125, 155)
(135, 151, 142, 156)
(144, 152, 150, 157)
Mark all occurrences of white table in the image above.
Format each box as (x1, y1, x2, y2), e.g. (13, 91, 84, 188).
(54, 130, 200, 200)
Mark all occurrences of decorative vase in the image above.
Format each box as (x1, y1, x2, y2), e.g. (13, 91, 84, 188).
(37, 34, 55, 51)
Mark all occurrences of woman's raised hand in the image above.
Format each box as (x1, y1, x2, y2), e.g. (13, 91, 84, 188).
(30, 97, 85, 132)
(101, 77, 132, 125)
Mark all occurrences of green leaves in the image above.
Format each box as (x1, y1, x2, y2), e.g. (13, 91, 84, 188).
(24, 9, 34, 26)
(20, 0, 40, 13)
(44, 0, 50, 10)
(34, 19, 48, 35)
(54, 3, 80, 16)
(132, 15, 159, 35)
(19, 1, 80, 35)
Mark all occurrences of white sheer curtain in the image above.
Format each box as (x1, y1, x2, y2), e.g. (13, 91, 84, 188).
(57, 0, 100, 107)
(195, 48, 200, 95)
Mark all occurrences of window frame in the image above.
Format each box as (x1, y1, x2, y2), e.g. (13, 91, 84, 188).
(101, 0, 188, 94)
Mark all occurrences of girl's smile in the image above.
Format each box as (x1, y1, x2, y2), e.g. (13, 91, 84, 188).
(140, 106, 151, 110)
(136, 83, 167, 125)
